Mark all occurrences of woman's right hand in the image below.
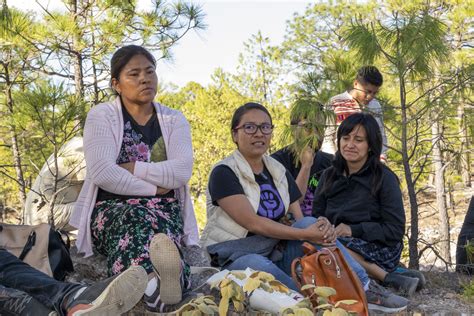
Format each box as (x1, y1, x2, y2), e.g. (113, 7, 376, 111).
(302, 218, 336, 245)
(299, 146, 315, 168)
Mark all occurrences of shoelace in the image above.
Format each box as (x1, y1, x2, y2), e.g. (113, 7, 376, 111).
(368, 282, 390, 298)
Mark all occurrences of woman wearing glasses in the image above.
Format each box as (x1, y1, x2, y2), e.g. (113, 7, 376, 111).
(201, 102, 365, 280)
(199, 103, 409, 313)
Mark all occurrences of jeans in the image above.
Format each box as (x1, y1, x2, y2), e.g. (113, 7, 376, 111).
(226, 217, 370, 291)
(0, 248, 80, 314)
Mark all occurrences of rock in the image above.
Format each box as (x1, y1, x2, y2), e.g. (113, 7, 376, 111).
(67, 244, 215, 289)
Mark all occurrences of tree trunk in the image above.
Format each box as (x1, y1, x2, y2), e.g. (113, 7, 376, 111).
(399, 76, 420, 269)
(458, 100, 472, 187)
(431, 113, 450, 264)
(4, 67, 27, 216)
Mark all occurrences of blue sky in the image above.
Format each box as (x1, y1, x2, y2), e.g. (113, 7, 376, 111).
(12, 0, 311, 87)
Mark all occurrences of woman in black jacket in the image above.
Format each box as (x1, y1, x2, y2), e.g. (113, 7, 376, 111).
(313, 112, 422, 297)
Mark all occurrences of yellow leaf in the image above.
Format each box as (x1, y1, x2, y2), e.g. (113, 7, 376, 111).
(232, 298, 245, 312)
(335, 299, 358, 307)
(249, 271, 260, 278)
(220, 278, 232, 287)
(294, 308, 315, 316)
(175, 303, 194, 314)
(316, 303, 333, 310)
(209, 305, 219, 313)
(219, 297, 229, 316)
(259, 282, 274, 293)
(323, 310, 333, 316)
(234, 286, 245, 301)
(301, 284, 316, 291)
(230, 271, 247, 280)
(257, 271, 275, 282)
(203, 298, 218, 306)
(331, 308, 349, 316)
(197, 303, 216, 314)
(295, 298, 312, 309)
(220, 285, 233, 300)
(314, 286, 337, 298)
(269, 280, 290, 293)
(243, 278, 261, 293)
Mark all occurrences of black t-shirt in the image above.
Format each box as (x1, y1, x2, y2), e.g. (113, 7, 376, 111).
(96, 105, 173, 201)
(271, 146, 333, 216)
(208, 164, 301, 222)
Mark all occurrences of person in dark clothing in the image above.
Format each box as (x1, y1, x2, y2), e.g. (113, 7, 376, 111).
(0, 248, 147, 316)
(456, 197, 474, 274)
(271, 101, 333, 216)
(313, 112, 421, 297)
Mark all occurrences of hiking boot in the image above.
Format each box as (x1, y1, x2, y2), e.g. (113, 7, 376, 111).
(149, 233, 183, 305)
(366, 281, 408, 313)
(64, 265, 147, 316)
(393, 267, 426, 291)
(145, 290, 199, 313)
(383, 271, 419, 297)
(0, 285, 56, 316)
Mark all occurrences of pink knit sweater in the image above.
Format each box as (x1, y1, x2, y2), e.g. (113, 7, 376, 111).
(70, 97, 199, 257)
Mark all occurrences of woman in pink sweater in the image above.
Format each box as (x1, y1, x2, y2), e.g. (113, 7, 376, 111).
(70, 45, 199, 312)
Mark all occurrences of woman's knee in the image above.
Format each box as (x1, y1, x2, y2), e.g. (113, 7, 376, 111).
(292, 216, 317, 229)
(229, 254, 273, 270)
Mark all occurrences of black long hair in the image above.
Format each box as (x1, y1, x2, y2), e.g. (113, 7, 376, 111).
(230, 102, 272, 139)
(321, 112, 384, 196)
(110, 45, 156, 94)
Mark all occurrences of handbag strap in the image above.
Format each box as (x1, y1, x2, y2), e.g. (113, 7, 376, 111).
(302, 242, 317, 255)
(290, 257, 303, 289)
(18, 231, 36, 261)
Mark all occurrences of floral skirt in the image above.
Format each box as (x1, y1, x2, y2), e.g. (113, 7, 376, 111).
(338, 237, 403, 272)
(90, 197, 190, 288)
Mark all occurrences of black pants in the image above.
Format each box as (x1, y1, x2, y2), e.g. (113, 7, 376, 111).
(0, 248, 80, 315)
(456, 198, 474, 274)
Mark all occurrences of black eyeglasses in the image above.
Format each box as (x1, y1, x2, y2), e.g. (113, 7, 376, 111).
(234, 123, 274, 135)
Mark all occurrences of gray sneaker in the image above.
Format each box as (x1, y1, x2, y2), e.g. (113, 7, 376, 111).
(366, 281, 408, 313)
(393, 267, 426, 291)
(0, 285, 57, 316)
(64, 265, 147, 316)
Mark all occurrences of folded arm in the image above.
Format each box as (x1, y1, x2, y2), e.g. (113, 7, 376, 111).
(83, 106, 156, 196)
(133, 111, 193, 189)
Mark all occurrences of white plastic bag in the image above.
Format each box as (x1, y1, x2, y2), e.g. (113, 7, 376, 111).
(206, 268, 302, 314)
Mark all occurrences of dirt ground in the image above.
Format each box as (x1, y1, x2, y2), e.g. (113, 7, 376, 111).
(3, 182, 474, 315)
(397, 184, 474, 315)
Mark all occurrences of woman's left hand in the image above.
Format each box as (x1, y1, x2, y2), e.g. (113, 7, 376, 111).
(335, 223, 352, 237)
(119, 162, 135, 174)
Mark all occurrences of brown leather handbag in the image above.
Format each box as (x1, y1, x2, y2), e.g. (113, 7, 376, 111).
(291, 243, 368, 315)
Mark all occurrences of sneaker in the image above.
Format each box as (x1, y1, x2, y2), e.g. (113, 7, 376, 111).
(366, 281, 408, 313)
(393, 267, 426, 291)
(64, 265, 147, 316)
(162, 291, 200, 314)
(0, 285, 56, 316)
(383, 271, 419, 297)
(149, 233, 182, 305)
(145, 289, 199, 314)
